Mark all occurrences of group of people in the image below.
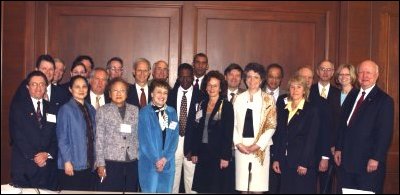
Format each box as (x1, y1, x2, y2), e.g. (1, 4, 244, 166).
(9, 52, 394, 194)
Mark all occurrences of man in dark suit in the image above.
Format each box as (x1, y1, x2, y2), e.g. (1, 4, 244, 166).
(9, 71, 58, 190)
(224, 63, 245, 103)
(127, 58, 152, 108)
(167, 63, 201, 193)
(85, 67, 111, 109)
(12, 54, 69, 112)
(334, 60, 393, 193)
(310, 60, 341, 194)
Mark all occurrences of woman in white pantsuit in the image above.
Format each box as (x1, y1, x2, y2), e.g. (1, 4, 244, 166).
(233, 63, 277, 193)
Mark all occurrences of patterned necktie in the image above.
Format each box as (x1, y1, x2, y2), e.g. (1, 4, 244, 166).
(95, 96, 101, 110)
(230, 93, 235, 103)
(36, 100, 42, 128)
(348, 91, 366, 126)
(179, 91, 188, 136)
(194, 79, 199, 91)
(140, 88, 147, 108)
(321, 86, 327, 99)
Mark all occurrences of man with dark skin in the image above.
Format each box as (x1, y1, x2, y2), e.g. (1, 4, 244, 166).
(168, 63, 200, 193)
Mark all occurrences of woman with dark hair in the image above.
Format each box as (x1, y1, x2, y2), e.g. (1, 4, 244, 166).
(56, 75, 97, 190)
(95, 78, 140, 192)
(138, 80, 179, 193)
(191, 70, 234, 193)
(233, 63, 277, 193)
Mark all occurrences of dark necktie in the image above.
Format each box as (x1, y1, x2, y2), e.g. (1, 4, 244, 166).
(140, 88, 147, 108)
(269, 91, 274, 96)
(230, 93, 235, 103)
(36, 101, 42, 128)
(348, 91, 366, 126)
(179, 91, 188, 136)
(194, 79, 199, 91)
(82, 104, 94, 169)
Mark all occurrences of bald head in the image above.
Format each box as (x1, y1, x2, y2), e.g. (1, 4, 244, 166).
(296, 66, 314, 88)
(358, 60, 379, 90)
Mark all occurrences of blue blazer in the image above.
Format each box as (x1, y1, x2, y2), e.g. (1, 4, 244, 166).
(56, 98, 96, 170)
(138, 105, 179, 193)
(9, 96, 58, 188)
(167, 86, 201, 156)
(336, 86, 394, 173)
(274, 101, 320, 168)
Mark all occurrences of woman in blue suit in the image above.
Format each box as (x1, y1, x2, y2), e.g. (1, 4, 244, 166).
(138, 80, 179, 193)
(56, 75, 97, 191)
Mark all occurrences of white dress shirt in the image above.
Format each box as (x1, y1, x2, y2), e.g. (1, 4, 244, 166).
(135, 83, 149, 103)
(177, 86, 193, 118)
(193, 75, 205, 89)
(265, 87, 280, 103)
(31, 97, 44, 116)
(90, 90, 106, 108)
(347, 84, 375, 125)
(46, 84, 52, 101)
(227, 88, 239, 102)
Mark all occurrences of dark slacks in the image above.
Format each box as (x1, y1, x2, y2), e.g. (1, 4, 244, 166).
(337, 164, 385, 194)
(280, 157, 317, 194)
(58, 168, 97, 191)
(97, 160, 139, 192)
(318, 159, 335, 194)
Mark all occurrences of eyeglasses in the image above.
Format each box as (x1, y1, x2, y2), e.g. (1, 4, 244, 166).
(319, 68, 334, 72)
(338, 73, 350, 77)
(110, 68, 124, 72)
(111, 89, 127, 94)
(29, 82, 46, 88)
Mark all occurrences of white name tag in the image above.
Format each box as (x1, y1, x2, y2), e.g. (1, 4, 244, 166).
(46, 113, 56, 123)
(169, 121, 178, 130)
(120, 124, 131, 133)
(196, 110, 203, 120)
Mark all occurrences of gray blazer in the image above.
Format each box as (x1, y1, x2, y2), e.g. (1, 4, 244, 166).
(95, 102, 139, 167)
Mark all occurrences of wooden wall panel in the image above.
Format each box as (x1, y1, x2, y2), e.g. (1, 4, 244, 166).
(1, 1, 30, 184)
(194, 2, 339, 89)
(45, 2, 181, 86)
(1, 1, 398, 193)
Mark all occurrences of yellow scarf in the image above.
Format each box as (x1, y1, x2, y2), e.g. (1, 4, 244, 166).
(253, 92, 277, 165)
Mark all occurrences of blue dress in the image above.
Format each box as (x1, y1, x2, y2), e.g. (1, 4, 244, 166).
(138, 104, 179, 193)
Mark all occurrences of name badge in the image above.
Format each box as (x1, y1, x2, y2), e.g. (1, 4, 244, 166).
(120, 124, 131, 133)
(169, 121, 178, 130)
(46, 113, 57, 123)
(196, 110, 203, 121)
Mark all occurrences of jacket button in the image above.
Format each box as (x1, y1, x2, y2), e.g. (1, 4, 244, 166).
(123, 136, 126, 140)
(127, 146, 130, 149)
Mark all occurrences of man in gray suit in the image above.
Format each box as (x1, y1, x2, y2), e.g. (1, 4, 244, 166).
(264, 63, 287, 103)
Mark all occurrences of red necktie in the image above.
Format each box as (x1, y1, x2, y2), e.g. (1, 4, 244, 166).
(348, 91, 365, 125)
(140, 88, 147, 108)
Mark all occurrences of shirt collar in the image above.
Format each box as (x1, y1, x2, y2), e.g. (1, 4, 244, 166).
(285, 98, 305, 111)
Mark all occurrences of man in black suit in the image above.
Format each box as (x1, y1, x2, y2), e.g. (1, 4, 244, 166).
(9, 71, 58, 190)
(12, 54, 69, 112)
(334, 60, 393, 193)
(127, 58, 152, 108)
(85, 67, 111, 109)
(167, 63, 201, 193)
(310, 60, 341, 194)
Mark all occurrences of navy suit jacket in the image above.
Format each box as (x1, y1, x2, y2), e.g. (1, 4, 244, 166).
(276, 92, 331, 161)
(310, 84, 341, 148)
(191, 97, 234, 161)
(9, 96, 58, 188)
(13, 80, 69, 112)
(167, 86, 201, 156)
(274, 101, 320, 168)
(127, 84, 152, 108)
(336, 86, 393, 173)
